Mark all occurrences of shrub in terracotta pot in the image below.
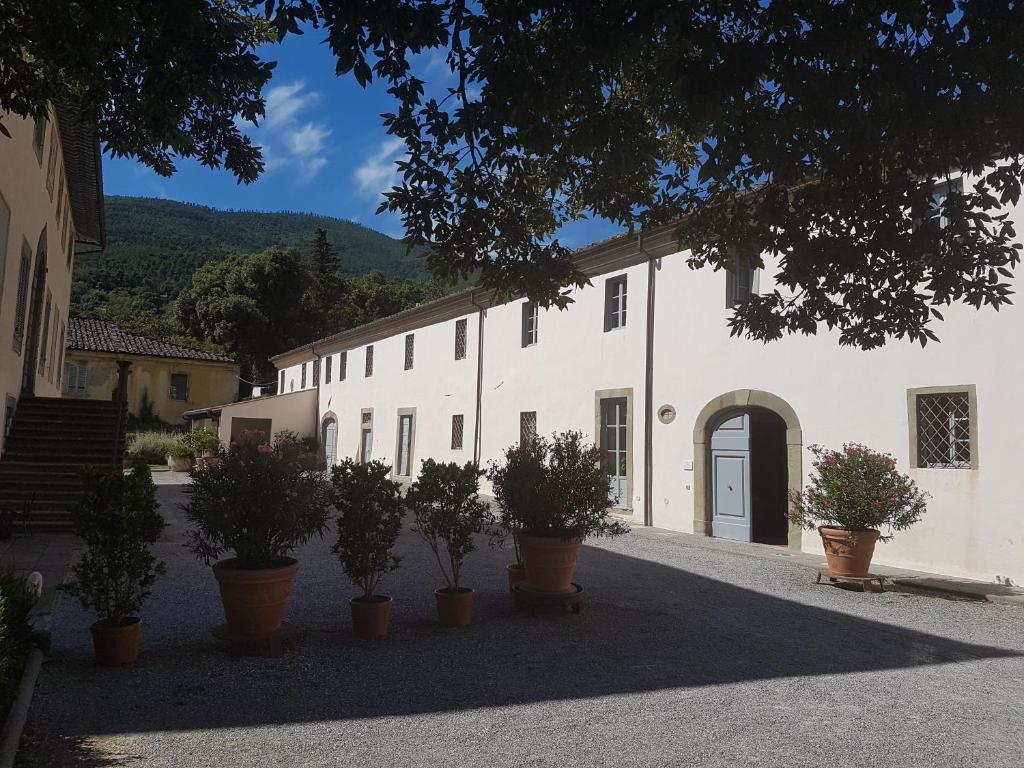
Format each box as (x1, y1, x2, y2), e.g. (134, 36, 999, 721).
(406, 460, 494, 627)
(180, 427, 220, 469)
(789, 443, 929, 577)
(331, 459, 404, 639)
(488, 431, 628, 594)
(184, 432, 331, 637)
(61, 463, 165, 666)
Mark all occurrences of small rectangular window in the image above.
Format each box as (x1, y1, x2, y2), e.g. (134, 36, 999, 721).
(454, 319, 467, 360)
(726, 246, 758, 307)
(55, 321, 65, 386)
(520, 411, 537, 444)
(12, 240, 32, 353)
(32, 115, 46, 163)
(280, 369, 286, 393)
(451, 414, 465, 450)
(604, 276, 627, 331)
(65, 363, 88, 395)
(365, 345, 374, 377)
(915, 390, 972, 469)
(339, 350, 348, 381)
(301, 362, 307, 388)
(522, 301, 539, 346)
(45, 132, 58, 197)
(325, 355, 333, 384)
(404, 334, 414, 370)
(169, 373, 189, 401)
(312, 358, 321, 386)
(932, 177, 964, 230)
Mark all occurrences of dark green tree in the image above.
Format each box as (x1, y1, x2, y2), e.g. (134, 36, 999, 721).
(312, 228, 338, 275)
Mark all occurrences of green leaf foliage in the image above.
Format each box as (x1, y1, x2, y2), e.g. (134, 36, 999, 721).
(0, 568, 40, 710)
(789, 444, 929, 541)
(60, 465, 166, 624)
(330, 460, 404, 600)
(184, 434, 332, 569)
(488, 431, 628, 541)
(406, 460, 493, 591)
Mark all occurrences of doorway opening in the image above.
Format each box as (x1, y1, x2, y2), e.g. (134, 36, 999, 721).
(749, 409, 789, 545)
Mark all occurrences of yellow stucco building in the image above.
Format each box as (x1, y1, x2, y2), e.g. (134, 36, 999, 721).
(65, 317, 239, 425)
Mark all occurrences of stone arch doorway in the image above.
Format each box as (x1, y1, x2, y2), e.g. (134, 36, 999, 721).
(321, 412, 338, 468)
(693, 389, 803, 550)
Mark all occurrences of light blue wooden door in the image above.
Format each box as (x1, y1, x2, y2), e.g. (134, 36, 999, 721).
(711, 413, 752, 541)
(323, 419, 338, 467)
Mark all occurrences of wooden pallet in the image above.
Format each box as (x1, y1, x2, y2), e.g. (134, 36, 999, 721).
(513, 583, 584, 615)
(816, 570, 887, 593)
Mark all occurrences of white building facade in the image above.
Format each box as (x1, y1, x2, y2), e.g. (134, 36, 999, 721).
(272, 180, 1024, 586)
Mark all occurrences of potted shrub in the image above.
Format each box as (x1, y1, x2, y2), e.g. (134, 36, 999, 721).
(331, 459, 404, 639)
(180, 427, 220, 469)
(60, 464, 165, 666)
(406, 460, 494, 627)
(166, 440, 194, 472)
(487, 441, 548, 591)
(488, 431, 628, 594)
(789, 443, 929, 577)
(184, 433, 331, 637)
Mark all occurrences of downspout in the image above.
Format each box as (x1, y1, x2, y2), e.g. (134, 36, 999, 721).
(470, 290, 486, 465)
(310, 344, 322, 453)
(640, 232, 657, 527)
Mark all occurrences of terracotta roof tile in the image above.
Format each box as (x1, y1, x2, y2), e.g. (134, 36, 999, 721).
(67, 317, 235, 363)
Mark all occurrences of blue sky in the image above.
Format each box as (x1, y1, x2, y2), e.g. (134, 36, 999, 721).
(103, 31, 620, 250)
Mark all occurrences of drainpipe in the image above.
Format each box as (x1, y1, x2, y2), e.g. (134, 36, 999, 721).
(640, 232, 657, 527)
(470, 290, 487, 465)
(310, 344, 322, 453)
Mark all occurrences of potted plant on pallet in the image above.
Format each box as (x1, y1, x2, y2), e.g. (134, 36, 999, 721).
(331, 459, 404, 639)
(180, 427, 219, 469)
(488, 431, 628, 594)
(789, 443, 929, 577)
(406, 459, 494, 627)
(60, 463, 165, 666)
(487, 437, 548, 591)
(184, 432, 331, 637)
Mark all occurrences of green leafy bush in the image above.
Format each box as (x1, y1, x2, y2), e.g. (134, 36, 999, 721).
(789, 443, 929, 540)
(185, 434, 332, 569)
(166, 441, 193, 460)
(60, 465, 166, 625)
(126, 431, 180, 464)
(406, 460, 493, 591)
(331, 460, 404, 599)
(179, 427, 219, 456)
(0, 568, 40, 712)
(488, 431, 628, 541)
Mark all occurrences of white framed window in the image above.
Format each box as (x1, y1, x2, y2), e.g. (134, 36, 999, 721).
(726, 245, 759, 307)
(604, 276, 627, 331)
(395, 410, 416, 476)
(454, 319, 467, 360)
(279, 369, 286, 393)
(522, 301, 538, 347)
(909, 385, 976, 469)
(359, 409, 373, 463)
(169, 373, 189, 401)
(404, 334, 414, 370)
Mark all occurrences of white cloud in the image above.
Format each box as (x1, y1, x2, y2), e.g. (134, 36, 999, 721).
(263, 81, 319, 130)
(243, 81, 331, 182)
(354, 137, 405, 197)
(286, 122, 331, 157)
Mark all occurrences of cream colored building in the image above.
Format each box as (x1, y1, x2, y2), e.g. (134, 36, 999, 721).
(272, 170, 1024, 585)
(0, 101, 104, 453)
(65, 318, 239, 425)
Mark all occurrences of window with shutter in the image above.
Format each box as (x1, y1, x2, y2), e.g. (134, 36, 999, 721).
(0, 194, 10, 312)
(32, 115, 46, 163)
(604, 276, 627, 331)
(56, 322, 65, 386)
(38, 290, 52, 374)
(12, 241, 32, 353)
(521, 301, 538, 346)
(169, 373, 189, 401)
(725, 245, 759, 307)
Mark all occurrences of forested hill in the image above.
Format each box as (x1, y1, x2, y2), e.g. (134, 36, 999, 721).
(72, 195, 429, 314)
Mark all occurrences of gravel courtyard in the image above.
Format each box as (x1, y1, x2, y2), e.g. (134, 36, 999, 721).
(18, 481, 1024, 768)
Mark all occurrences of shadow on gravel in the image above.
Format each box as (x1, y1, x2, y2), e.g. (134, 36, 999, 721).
(35, 532, 1021, 738)
(17, 732, 129, 766)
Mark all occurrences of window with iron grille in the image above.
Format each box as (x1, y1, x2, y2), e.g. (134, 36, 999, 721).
(169, 373, 189, 401)
(339, 350, 347, 380)
(454, 319, 467, 360)
(520, 411, 537, 444)
(451, 414, 464, 450)
(521, 301, 538, 346)
(915, 391, 972, 468)
(604, 276, 627, 331)
(12, 240, 31, 353)
(404, 334, 414, 370)
(301, 362, 307, 388)
(365, 345, 374, 377)
(325, 355, 333, 384)
(313, 358, 320, 386)
(279, 369, 285, 393)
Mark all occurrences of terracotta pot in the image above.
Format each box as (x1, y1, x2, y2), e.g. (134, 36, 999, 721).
(820, 527, 881, 577)
(166, 455, 192, 472)
(518, 532, 583, 594)
(91, 618, 141, 666)
(212, 558, 298, 636)
(351, 595, 392, 639)
(506, 562, 526, 592)
(435, 588, 476, 627)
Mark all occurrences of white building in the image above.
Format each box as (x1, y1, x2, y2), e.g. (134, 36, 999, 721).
(263, 178, 1022, 586)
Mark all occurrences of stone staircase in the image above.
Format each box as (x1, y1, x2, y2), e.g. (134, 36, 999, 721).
(0, 397, 126, 531)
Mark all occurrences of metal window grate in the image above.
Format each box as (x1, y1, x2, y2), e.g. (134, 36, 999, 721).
(301, 363, 307, 388)
(520, 411, 537, 444)
(917, 392, 971, 468)
(451, 414, 464, 449)
(365, 345, 374, 377)
(404, 334, 414, 370)
(455, 319, 467, 360)
(325, 355, 332, 384)
(339, 350, 347, 381)
(312, 358, 321, 386)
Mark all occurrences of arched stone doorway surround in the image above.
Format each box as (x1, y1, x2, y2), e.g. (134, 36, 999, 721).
(692, 389, 803, 550)
(321, 411, 339, 468)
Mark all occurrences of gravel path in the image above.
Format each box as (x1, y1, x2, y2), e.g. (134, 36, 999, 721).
(17, 482, 1024, 767)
